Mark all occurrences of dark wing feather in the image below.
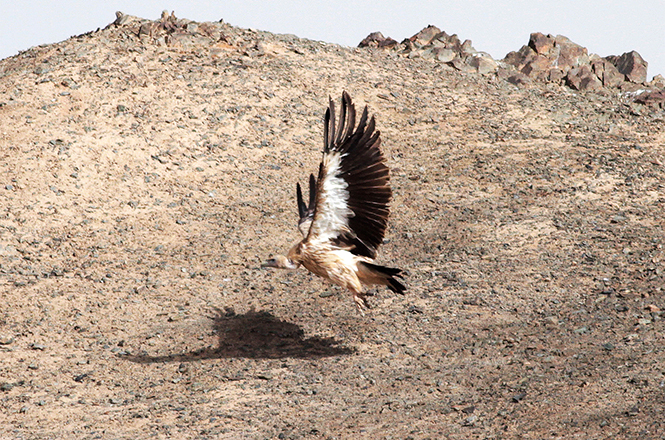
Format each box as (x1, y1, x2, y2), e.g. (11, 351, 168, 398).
(296, 174, 317, 236)
(307, 91, 392, 258)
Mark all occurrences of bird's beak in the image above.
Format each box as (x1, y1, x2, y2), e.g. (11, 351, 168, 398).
(261, 258, 278, 268)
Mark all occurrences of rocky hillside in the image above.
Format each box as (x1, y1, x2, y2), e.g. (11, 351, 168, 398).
(1, 12, 665, 439)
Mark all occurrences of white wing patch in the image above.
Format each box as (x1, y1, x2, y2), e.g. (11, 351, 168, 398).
(308, 152, 353, 243)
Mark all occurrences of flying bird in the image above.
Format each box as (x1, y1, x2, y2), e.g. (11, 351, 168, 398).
(262, 91, 405, 314)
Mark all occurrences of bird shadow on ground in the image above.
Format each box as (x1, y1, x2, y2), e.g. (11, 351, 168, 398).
(122, 307, 354, 363)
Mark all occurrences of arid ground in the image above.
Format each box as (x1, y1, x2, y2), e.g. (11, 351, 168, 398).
(1, 13, 665, 439)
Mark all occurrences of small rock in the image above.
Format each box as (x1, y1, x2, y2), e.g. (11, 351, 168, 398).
(1, 383, 16, 392)
(626, 405, 639, 416)
(74, 373, 90, 383)
(512, 392, 526, 402)
(573, 326, 589, 335)
(462, 414, 478, 426)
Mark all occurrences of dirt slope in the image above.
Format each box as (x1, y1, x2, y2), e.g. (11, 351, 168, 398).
(1, 14, 665, 439)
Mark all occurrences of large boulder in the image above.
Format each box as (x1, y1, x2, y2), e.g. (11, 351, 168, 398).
(590, 58, 624, 88)
(503, 33, 588, 81)
(566, 65, 602, 91)
(358, 32, 398, 49)
(406, 25, 442, 47)
(605, 51, 648, 84)
(633, 90, 665, 110)
(465, 53, 498, 75)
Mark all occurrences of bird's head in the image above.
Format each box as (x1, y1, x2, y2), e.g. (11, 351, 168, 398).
(261, 255, 300, 270)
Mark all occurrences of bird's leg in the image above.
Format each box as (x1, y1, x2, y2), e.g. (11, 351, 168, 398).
(352, 290, 371, 316)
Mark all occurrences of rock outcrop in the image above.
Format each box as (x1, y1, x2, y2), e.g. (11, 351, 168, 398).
(502, 32, 650, 92)
(358, 28, 662, 107)
(359, 25, 497, 75)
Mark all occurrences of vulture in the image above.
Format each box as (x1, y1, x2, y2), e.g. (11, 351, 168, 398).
(262, 91, 405, 314)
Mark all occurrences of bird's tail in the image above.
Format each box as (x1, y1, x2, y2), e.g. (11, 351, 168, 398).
(359, 262, 406, 294)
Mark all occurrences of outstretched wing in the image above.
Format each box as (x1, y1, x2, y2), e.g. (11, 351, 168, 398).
(305, 91, 391, 258)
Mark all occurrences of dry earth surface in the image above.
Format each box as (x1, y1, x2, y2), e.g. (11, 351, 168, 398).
(1, 13, 665, 440)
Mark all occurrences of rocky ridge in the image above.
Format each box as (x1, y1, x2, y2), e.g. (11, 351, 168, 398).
(361, 25, 665, 110)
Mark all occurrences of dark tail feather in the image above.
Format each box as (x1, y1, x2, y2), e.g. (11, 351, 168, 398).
(361, 262, 406, 294)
